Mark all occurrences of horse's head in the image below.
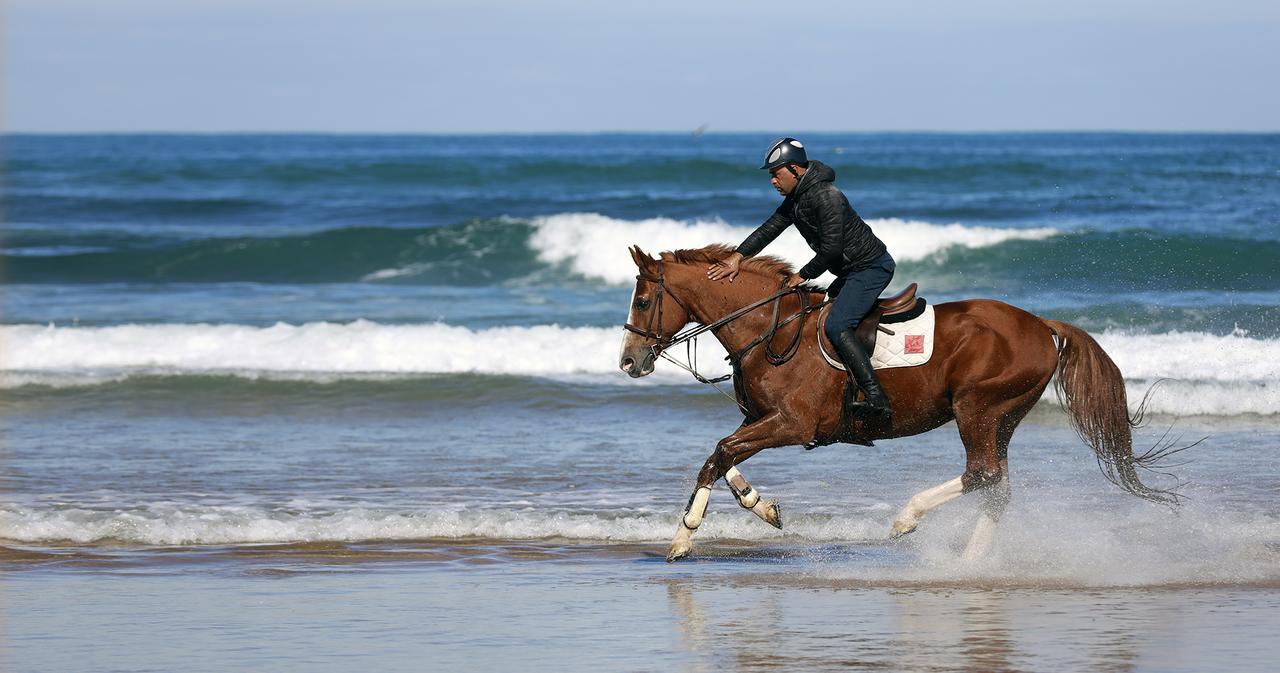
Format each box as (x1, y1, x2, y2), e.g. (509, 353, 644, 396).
(619, 245, 694, 378)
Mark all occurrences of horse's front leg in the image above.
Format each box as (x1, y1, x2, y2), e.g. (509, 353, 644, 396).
(725, 465, 783, 530)
(667, 412, 808, 562)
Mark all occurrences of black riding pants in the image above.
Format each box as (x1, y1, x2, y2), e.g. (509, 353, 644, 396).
(822, 251, 896, 343)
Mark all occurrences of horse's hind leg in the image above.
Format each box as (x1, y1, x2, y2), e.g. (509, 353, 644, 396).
(955, 393, 1035, 560)
(962, 471, 1010, 560)
(891, 476, 965, 538)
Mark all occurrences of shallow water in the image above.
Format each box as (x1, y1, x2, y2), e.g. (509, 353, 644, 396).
(4, 382, 1279, 671)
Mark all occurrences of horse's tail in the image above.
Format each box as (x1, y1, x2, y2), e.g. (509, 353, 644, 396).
(1042, 319, 1185, 505)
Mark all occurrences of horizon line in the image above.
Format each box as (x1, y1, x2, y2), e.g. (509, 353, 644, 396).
(4, 128, 1278, 137)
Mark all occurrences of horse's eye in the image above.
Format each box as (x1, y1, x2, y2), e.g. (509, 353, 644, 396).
(634, 297, 651, 310)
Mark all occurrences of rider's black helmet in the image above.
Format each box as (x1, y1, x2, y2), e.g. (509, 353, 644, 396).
(760, 137, 808, 171)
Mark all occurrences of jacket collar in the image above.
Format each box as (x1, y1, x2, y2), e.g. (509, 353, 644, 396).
(791, 160, 835, 198)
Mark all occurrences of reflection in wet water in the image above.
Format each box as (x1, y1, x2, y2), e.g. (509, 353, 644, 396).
(662, 575, 1275, 673)
(4, 545, 1279, 673)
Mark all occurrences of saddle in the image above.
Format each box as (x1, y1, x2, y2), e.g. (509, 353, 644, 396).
(817, 283, 926, 354)
(810, 282, 927, 450)
(848, 282, 926, 355)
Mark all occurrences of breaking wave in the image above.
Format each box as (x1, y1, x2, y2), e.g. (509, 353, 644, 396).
(3, 321, 1277, 416)
(526, 213, 1058, 285)
(2, 213, 1057, 285)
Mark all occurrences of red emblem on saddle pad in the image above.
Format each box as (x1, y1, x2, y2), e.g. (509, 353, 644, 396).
(904, 335, 925, 354)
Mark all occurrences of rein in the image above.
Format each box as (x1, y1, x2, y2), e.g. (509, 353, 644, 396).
(624, 261, 830, 409)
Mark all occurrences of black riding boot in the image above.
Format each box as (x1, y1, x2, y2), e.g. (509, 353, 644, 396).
(834, 329, 891, 418)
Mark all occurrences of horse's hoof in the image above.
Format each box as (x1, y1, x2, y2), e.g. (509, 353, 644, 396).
(890, 520, 918, 539)
(764, 501, 783, 530)
(666, 542, 692, 563)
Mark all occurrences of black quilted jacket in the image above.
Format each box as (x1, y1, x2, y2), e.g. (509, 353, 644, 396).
(735, 160, 888, 279)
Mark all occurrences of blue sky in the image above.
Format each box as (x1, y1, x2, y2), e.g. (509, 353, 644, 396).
(6, 0, 1278, 132)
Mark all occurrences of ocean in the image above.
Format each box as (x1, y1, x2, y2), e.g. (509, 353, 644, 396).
(2, 133, 1279, 672)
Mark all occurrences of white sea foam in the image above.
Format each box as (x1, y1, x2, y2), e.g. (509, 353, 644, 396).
(3, 322, 1277, 416)
(824, 494, 1280, 587)
(1, 320, 638, 378)
(0, 502, 832, 546)
(1095, 330, 1280, 416)
(529, 212, 1058, 286)
(1094, 329, 1269, 384)
(4, 500, 1278, 586)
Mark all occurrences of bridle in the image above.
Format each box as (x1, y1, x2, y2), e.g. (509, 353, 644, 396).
(622, 260, 691, 353)
(623, 260, 829, 402)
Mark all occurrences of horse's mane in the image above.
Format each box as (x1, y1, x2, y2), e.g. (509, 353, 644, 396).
(660, 243, 794, 280)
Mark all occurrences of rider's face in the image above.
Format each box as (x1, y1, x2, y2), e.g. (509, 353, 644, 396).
(770, 166, 799, 196)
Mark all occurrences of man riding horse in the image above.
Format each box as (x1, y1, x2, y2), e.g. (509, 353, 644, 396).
(707, 137, 896, 418)
(620, 140, 1185, 563)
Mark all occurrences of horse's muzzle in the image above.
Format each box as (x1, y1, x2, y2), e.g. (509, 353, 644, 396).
(619, 351, 656, 378)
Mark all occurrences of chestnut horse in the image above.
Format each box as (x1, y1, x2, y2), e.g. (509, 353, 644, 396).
(619, 244, 1181, 562)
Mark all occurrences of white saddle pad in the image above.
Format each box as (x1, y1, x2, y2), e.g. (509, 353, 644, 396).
(819, 303, 936, 370)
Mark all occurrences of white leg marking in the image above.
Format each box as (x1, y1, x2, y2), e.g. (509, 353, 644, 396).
(668, 525, 694, 561)
(961, 513, 998, 561)
(962, 477, 1009, 560)
(892, 476, 964, 538)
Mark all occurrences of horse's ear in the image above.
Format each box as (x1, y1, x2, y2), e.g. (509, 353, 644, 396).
(628, 245, 656, 273)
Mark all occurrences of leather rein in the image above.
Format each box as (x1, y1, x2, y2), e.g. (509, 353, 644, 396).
(623, 260, 829, 393)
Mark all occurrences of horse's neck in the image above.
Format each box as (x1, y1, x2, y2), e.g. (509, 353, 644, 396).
(675, 270, 783, 355)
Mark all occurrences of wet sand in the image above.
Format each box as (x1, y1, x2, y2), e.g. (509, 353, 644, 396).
(4, 538, 1280, 673)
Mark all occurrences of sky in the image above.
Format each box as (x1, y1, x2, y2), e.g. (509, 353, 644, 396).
(5, 0, 1278, 133)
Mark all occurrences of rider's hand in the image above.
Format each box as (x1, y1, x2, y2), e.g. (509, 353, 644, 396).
(707, 252, 743, 282)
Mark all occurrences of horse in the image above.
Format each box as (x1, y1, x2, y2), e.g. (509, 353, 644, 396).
(618, 244, 1183, 562)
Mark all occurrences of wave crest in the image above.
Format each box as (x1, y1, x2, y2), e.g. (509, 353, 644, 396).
(529, 212, 1058, 285)
(3, 322, 1277, 416)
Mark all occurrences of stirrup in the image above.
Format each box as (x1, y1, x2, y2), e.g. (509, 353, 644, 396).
(848, 399, 891, 418)
(847, 389, 891, 418)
